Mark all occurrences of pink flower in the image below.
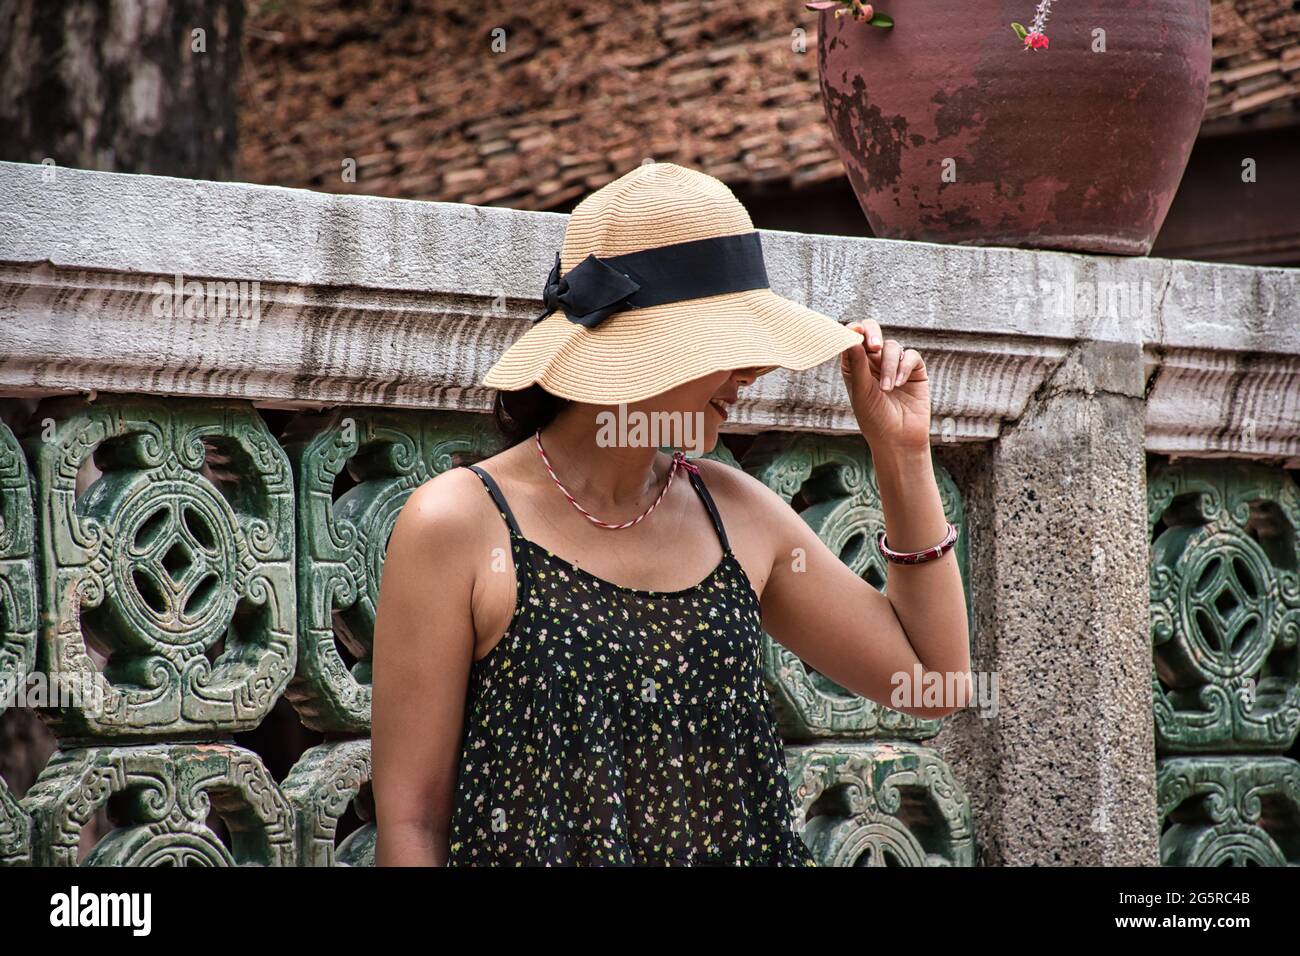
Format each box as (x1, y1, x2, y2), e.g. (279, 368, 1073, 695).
(805, 0, 874, 20)
(1024, 31, 1049, 49)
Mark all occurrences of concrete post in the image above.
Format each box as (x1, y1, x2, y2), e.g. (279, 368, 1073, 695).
(979, 339, 1156, 865)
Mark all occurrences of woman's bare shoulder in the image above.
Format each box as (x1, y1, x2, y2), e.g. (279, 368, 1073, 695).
(393, 438, 536, 543)
(691, 454, 791, 518)
(389, 465, 496, 561)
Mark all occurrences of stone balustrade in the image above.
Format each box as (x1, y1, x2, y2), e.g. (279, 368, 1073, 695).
(1, 160, 1297, 866)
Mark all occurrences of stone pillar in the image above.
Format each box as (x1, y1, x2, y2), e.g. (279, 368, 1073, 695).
(980, 338, 1156, 865)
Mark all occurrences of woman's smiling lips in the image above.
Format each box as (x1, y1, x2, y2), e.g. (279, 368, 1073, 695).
(709, 397, 731, 420)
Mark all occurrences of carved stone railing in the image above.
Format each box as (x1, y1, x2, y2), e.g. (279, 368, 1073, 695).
(1149, 460, 1300, 864)
(1, 160, 1298, 866)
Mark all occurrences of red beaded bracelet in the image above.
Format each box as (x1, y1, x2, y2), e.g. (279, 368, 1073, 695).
(877, 521, 959, 565)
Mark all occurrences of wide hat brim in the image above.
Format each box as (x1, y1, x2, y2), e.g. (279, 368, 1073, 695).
(482, 287, 861, 404)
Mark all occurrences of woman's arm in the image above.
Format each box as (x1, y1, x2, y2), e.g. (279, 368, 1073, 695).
(753, 449, 969, 718)
(733, 320, 970, 718)
(372, 470, 484, 866)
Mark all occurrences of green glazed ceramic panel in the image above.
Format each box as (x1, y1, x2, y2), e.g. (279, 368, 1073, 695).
(281, 738, 373, 867)
(0, 419, 37, 717)
(0, 777, 30, 867)
(280, 409, 501, 732)
(1149, 460, 1300, 753)
(23, 395, 295, 742)
(785, 741, 976, 866)
(1157, 756, 1300, 866)
(22, 743, 295, 866)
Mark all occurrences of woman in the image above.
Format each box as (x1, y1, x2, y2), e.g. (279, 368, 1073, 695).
(372, 163, 970, 866)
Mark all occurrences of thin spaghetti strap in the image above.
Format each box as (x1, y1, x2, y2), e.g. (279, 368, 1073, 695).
(465, 464, 524, 539)
(684, 466, 732, 553)
(463, 464, 532, 656)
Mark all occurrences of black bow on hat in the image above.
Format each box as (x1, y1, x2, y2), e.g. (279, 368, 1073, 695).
(535, 252, 641, 329)
(530, 232, 772, 330)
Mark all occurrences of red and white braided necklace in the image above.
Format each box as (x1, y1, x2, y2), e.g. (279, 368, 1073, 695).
(534, 428, 699, 530)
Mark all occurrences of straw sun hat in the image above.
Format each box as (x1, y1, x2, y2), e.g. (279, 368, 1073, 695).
(482, 161, 861, 405)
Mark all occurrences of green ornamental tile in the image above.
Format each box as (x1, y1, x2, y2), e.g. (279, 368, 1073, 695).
(281, 738, 373, 867)
(1149, 460, 1300, 753)
(1157, 756, 1300, 866)
(742, 433, 969, 741)
(23, 395, 295, 742)
(21, 742, 295, 866)
(0, 775, 31, 867)
(335, 813, 375, 866)
(280, 409, 501, 732)
(785, 741, 976, 866)
(0, 419, 37, 717)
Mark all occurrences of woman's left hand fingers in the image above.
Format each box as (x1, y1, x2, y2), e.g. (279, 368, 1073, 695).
(879, 338, 902, 390)
(893, 348, 926, 388)
(846, 319, 883, 351)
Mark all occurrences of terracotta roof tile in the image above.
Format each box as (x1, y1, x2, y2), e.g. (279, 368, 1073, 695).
(1205, 0, 1300, 123)
(237, 0, 1300, 210)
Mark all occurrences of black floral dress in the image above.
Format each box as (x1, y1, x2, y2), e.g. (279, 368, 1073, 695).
(446, 462, 818, 867)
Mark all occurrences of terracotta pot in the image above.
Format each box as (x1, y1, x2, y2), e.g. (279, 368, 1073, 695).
(817, 0, 1211, 254)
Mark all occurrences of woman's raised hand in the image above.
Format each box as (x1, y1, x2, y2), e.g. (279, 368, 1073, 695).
(839, 319, 932, 452)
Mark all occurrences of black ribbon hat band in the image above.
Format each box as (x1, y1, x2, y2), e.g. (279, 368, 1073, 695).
(535, 231, 771, 328)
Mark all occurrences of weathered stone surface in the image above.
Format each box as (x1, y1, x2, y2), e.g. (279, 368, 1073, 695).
(968, 339, 1158, 865)
(2, 161, 1296, 460)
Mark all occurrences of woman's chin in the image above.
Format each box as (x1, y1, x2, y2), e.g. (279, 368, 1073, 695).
(699, 413, 722, 454)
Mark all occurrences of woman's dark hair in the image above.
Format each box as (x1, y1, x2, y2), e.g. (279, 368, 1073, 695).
(493, 384, 571, 446)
